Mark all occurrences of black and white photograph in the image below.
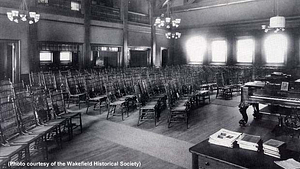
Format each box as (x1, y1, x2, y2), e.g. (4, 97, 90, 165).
(1, 0, 300, 168)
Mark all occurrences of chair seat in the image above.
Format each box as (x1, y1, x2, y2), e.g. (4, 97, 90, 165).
(70, 93, 85, 97)
(172, 106, 187, 112)
(0, 145, 24, 157)
(110, 100, 126, 106)
(177, 99, 189, 105)
(89, 95, 106, 101)
(28, 125, 56, 135)
(147, 101, 158, 105)
(124, 95, 135, 99)
(196, 90, 209, 95)
(60, 112, 80, 118)
(118, 96, 127, 101)
(11, 134, 40, 144)
(141, 104, 156, 110)
(44, 119, 66, 126)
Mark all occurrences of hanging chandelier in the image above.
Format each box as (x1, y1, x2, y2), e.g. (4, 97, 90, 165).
(154, 1, 181, 39)
(262, 0, 285, 33)
(165, 32, 181, 39)
(7, 0, 40, 24)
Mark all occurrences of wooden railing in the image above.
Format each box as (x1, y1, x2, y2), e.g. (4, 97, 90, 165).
(128, 11, 150, 25)
(91, 5, 122, 23)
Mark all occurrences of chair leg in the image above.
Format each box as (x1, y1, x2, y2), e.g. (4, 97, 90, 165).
(67, 97, 71, 108)
(78, 97, 80, 109)
(137, 109, 142, 126)
(79, 113, 82, 133)
(86, 101, 89, 114)
(216, 88, 219, 98)
(168, 113, 172, 128)
(186, 112, 189, 129)
(121, 106, 124, 121)
(154, 111, 157, 127)
(106, 105, 111, 120)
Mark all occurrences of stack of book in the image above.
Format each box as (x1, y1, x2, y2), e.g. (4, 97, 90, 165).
(208, 128, 242, 148)
(263, 139, 286, 158)
(237, 133, 262, 152)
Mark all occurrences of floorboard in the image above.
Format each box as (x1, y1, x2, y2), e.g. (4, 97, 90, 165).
(43, 92, 300, 169)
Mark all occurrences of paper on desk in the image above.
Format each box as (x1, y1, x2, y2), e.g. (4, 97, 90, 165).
(274, 158, 300, 169)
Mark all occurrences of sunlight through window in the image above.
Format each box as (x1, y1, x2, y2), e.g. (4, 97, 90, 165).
(60, 51, 72, 62)
(264, 34, 287, 64)
(212, 40, 227, 63)
(237, 39, 254, 63)
(186, 36, 207, 63)
(39, 51, 53, 62)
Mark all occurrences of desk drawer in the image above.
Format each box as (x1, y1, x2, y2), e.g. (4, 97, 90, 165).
(198, 155, 245, 169)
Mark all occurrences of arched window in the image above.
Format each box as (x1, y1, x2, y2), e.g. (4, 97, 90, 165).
(186, 36, 207, 63)
(264, 34, 287, 64)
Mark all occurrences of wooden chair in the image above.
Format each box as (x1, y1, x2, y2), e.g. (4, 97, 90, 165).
(106, 82, 128, 121)
(29, 89, 64, 149)
(165, 83, 191, 129)
(0, 97, 46, 162)
(66, 76, 87, 109)
(135, 83, 159, 127)
(29, 72, 42, 88)
(216, 72, 233, 99)
(85, 75, 108, 114)
(41, 72, 57, 94)
(50, 91, 82, 140)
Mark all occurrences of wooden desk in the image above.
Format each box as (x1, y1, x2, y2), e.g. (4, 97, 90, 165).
(189, 139, 300, 169)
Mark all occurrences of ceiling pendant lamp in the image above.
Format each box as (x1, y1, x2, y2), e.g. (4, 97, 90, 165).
(262, 0, 285, 33)
(7, 0, 40, 24)
(154, 1, 181, 39)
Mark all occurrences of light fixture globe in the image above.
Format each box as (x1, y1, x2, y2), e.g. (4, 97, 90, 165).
(154, 1, 181, 39)
(269, 16, 285, 28)
(6, 0, 40, 24)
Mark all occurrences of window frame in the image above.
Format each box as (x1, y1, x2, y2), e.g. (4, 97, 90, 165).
(263, 33, 288, 66)
(71, 1, 81, 11)
(210, 39, 228, 64)
(60, 51, 73, 63)
(185, 36, 207, 64)
(39, 51, 53, 63)
(236, 37, 255, 65)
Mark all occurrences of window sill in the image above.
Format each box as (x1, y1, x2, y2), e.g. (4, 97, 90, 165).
(188, 62, 203, 65)
(209, 62, 226, 66)
(235, 63, 253, 66)
(263, 63, 285, 67)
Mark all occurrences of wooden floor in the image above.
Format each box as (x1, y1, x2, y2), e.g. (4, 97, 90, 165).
(44, 92, 300, 169)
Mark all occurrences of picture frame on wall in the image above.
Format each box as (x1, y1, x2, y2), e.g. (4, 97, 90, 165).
(281, 82, 289, 91)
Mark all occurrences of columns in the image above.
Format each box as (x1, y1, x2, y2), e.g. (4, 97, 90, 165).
(83, 0, 91, 69)
(121, 0, 129, 68)
(149, 0, 156, 67)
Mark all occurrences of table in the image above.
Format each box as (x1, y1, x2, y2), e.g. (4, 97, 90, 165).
(189, 139, 300, 169)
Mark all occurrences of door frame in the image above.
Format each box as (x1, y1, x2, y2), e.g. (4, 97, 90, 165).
(161, 47, 169, 67)
(0, 39, 20, 83)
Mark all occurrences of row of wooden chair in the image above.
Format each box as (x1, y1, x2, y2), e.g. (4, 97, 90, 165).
(164, 78, 211, 129)
(0, 80, 82, 168)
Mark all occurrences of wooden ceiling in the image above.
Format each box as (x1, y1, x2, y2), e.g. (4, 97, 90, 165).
(153, 0, 300, 29)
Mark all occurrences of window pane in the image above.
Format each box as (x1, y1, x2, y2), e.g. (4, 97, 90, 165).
(40, 51, 52, 62)
(264, 34, 287, 64)
(186, 36, 207, 63)
(212, 40, 227, 63)
(60, 52, 72, 61)
(237, 39, 254, 63)
(71, 1, 81, 11)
